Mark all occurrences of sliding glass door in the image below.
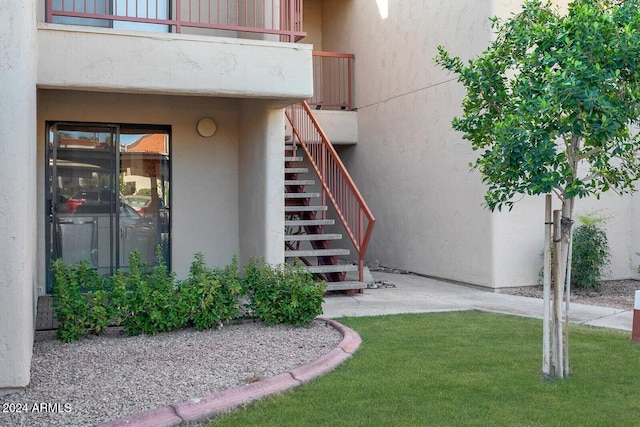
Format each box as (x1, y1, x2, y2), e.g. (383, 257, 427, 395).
(46, 123, 170, 292)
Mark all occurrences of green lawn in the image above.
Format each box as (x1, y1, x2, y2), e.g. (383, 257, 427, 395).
(209, 311, 640, 427)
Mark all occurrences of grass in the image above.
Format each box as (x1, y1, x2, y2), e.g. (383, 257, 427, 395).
(208, 311, 640, 427)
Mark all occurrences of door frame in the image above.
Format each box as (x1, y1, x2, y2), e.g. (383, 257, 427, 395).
(45, 121, 171, 293)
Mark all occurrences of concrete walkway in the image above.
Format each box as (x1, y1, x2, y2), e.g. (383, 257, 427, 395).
(323, 271, 633, 332)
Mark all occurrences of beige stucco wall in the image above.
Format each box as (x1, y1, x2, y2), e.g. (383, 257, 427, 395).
(317, 0, 640, 287)
(238, 100, 286, 267)
(37, 90, 244, 282)
(302, 0, 323, 49)
(490, 188, 640, 288)
(631, 194, 640, 278)
(0, 1, 37, 393)
(37, 24, 313, 105)
(319, 0, 496, 286)
(310, 110, 358, 144)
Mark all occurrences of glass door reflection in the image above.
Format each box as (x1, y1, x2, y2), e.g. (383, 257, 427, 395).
(47, 123, 170, 292)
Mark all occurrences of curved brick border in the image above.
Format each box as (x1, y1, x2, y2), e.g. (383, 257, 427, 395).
(99, 318, 360, 427)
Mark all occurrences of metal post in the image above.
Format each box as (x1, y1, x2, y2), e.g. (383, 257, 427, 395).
(633, 290, 640, 343)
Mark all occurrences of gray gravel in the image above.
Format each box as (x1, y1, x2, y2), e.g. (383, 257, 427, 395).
(0, 320, 343, 427)
(501, 279, 638, 311)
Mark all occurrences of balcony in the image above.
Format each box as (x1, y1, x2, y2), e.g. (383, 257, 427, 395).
(45, 0, 305, 42)
(43, 1, 355, 126)
(308, 51, 357, 145)
(39, 1, 312, 102)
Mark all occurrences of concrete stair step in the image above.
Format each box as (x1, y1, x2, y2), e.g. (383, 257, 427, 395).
(285, 156, 304, 162)
(285, 219, 334, 226)
(306, 264, 359, 274)
(285, 179, 315, 186)
(285, 167, 308, 174)
(285, 192, 320, 199)
(285, 248, 350, 257)
(285, 233, 342, 241)
(325, 281, 367, 292)
(285, 205, 327, 212)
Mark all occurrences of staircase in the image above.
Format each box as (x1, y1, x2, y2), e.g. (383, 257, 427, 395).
(284, 144, 363, 292)
(284, 101, 375, 294)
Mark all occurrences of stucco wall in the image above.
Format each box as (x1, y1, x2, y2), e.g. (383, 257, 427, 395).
(490, 185, 639, 288)
(37, 24, 313, 105)
(0, 0, 37, 393)
(37, 90, 242, 283)
(302, 0, 323, 49)
(238, 100, 285, 267)
(310, 110, 358, 144)
(319, 0, 496, 286)
(317, 0, 640, 287)
(631, 192, 640, 278)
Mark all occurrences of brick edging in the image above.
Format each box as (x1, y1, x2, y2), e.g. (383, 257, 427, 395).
(99, 318, 361, 426)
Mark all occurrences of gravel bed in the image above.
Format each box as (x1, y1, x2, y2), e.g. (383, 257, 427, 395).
(500, 279, 639, 311)
(0, 320, 343, 427)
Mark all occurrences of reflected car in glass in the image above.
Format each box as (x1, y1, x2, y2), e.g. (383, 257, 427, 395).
(66, 187, 113, 213)
(122, 194, 169, 233)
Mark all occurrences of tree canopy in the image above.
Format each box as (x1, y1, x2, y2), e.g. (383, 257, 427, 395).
(435, 0, 640, 211)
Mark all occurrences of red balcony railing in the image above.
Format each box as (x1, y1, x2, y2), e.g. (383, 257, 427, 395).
(45, 0, 305, 42)
(310, 51, 354, 111)
(285, 101, 375, 282)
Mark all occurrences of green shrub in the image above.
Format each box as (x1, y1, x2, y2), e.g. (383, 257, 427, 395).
(177, 253, 243, 330)
(109, 268, 129, 327)
(571, 213, 610, 293)
(52, 259, 116, 339)
(147, 247, 183, 332)
(52, 259, 88, 342)
(243, 258, 325, 326)
(121, 248, 183, 335)
(85, 286, 111, 335)
(117, 250, 150, 335)
(52, 252, 326, 342)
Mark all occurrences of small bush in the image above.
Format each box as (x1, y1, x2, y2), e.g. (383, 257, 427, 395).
(52, 259, 110, 341)
(52, 259, 88, 342)
(85, 287, 111, 335)
(177, 253, 243, 330)
(121, 248, 183, 335)
(109, 268, 129, 328)
(243, 258, 326, 326)
(571, 213, 610, 293)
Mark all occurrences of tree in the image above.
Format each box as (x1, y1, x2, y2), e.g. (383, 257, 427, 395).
(435, 0, 640, 378)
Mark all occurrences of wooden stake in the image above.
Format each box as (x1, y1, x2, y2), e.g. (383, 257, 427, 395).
(553, 209, 564, 378)
(542, 195, 552, 376)
(562, 199, 573, 376)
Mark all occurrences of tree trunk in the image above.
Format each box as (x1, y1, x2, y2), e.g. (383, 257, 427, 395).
(544, 198, 573, 379)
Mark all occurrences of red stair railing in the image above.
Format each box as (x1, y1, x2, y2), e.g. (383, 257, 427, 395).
(285, 101, 375, 282)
